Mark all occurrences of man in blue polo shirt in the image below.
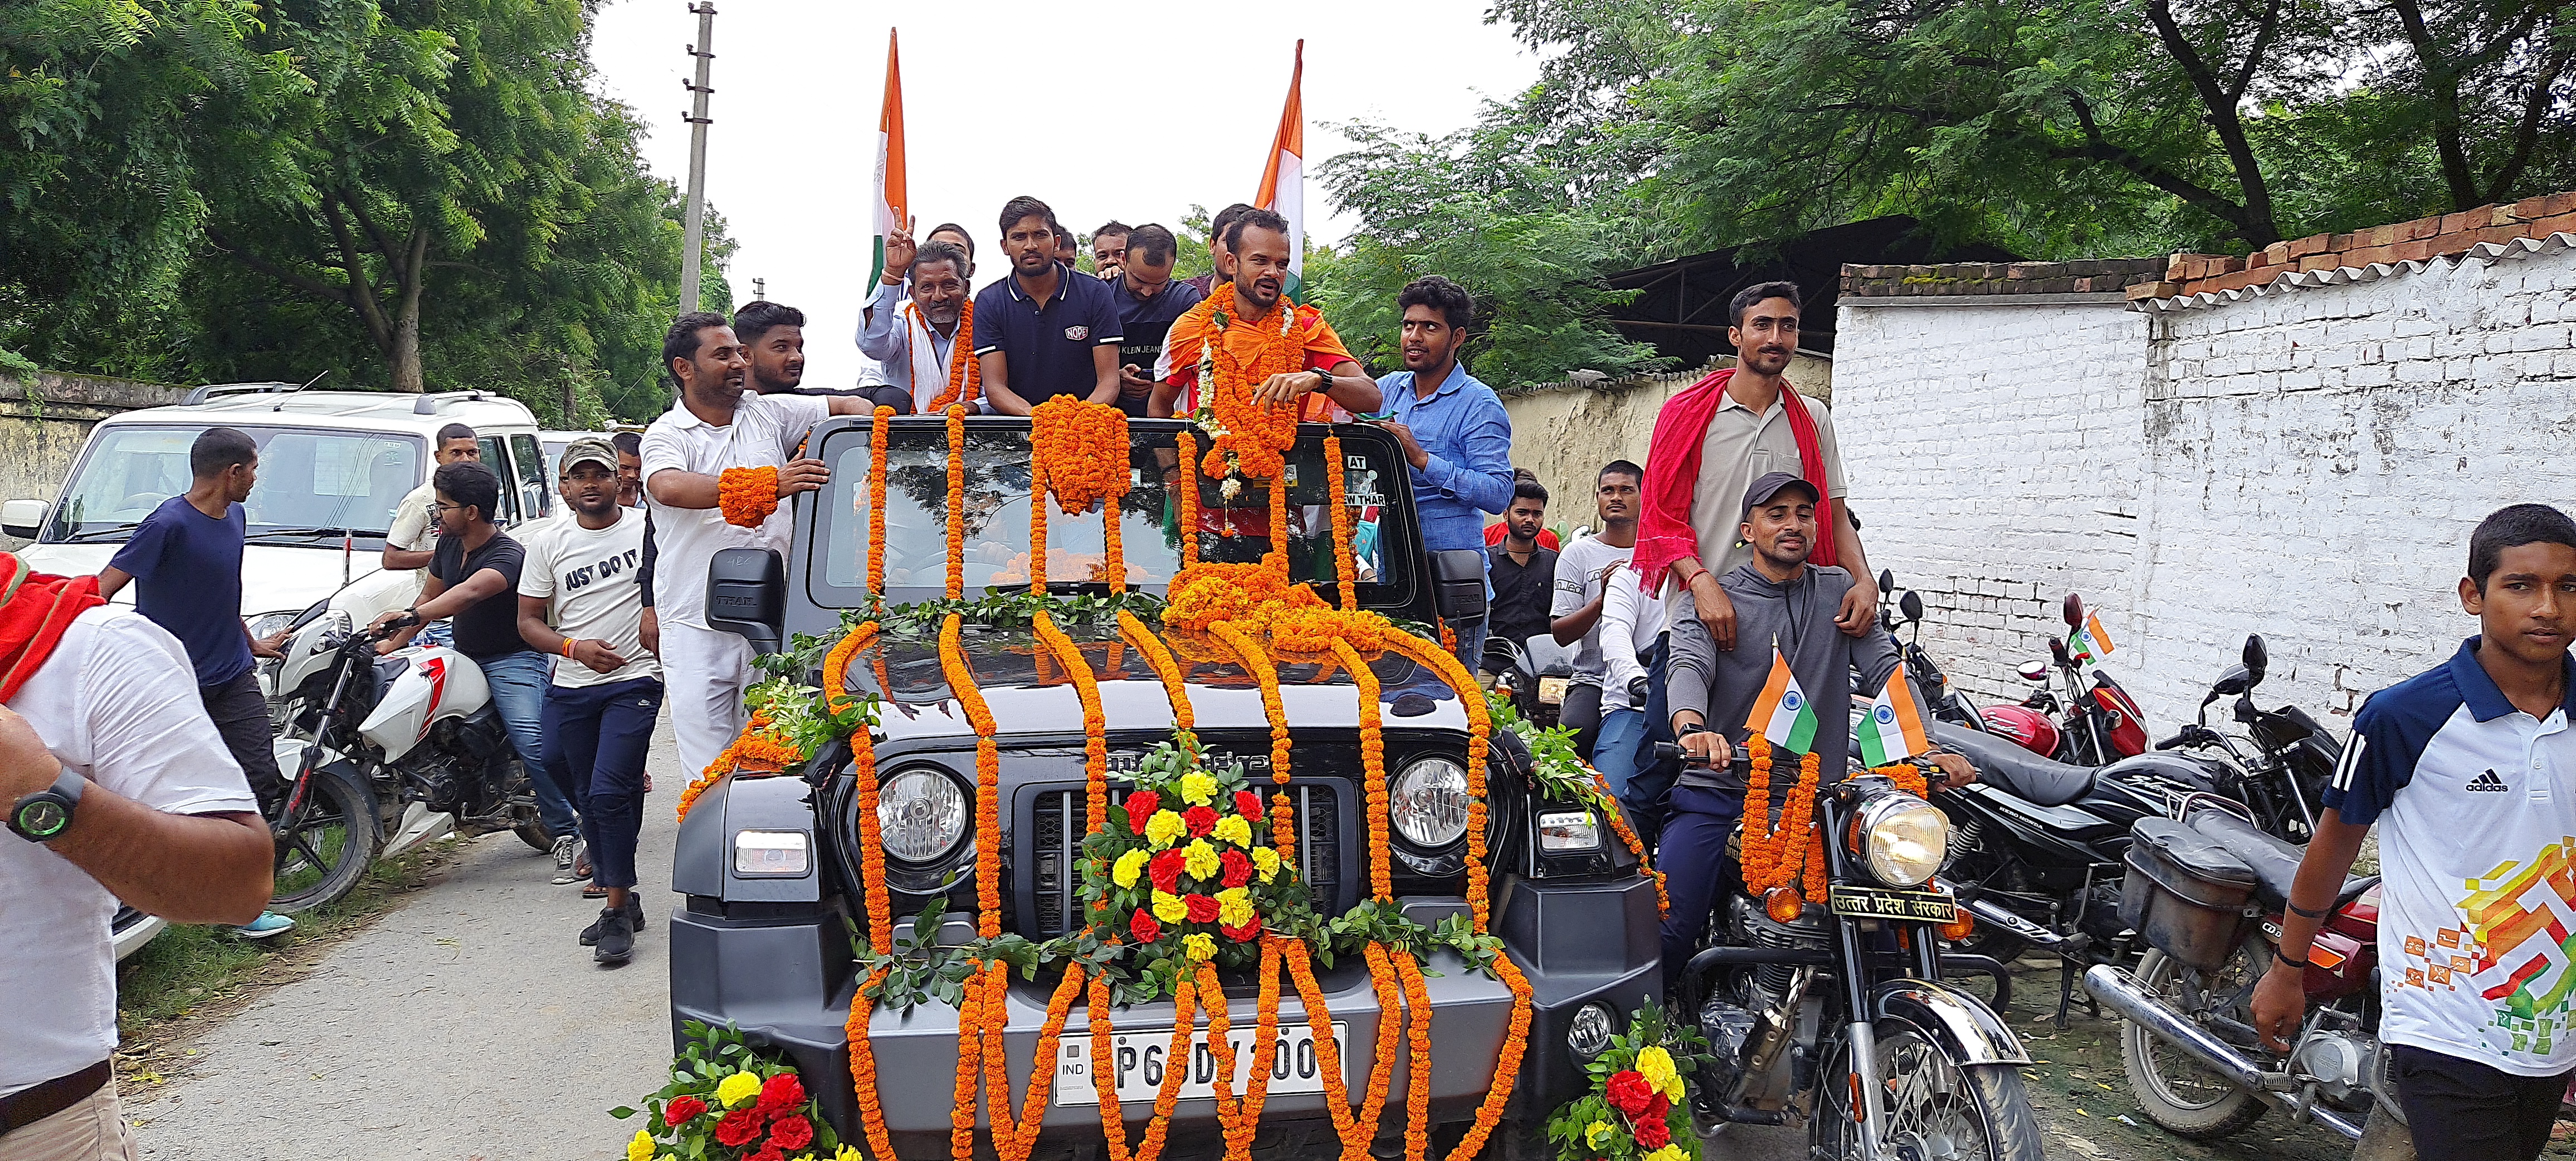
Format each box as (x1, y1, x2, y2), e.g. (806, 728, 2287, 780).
(1369, 275, 1514, 667)
(973, 195, 1123, 416)
(2256, 503, 2576, 1161)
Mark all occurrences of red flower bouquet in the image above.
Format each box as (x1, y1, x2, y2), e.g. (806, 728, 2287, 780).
(617, 1023, 847, 1161)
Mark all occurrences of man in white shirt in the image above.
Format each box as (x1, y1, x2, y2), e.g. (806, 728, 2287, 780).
(519, 438, 662, 966)
(642, 313, 873, 777)
(0, 562, 272, 1159)
(382, 423, 484, 646)
(856, 226, 975, 414)
(1549, 460, 1645, 759)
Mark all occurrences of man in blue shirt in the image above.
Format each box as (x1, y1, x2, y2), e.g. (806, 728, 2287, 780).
(973, 196, 1124, 416)
(99, 426, 295, 937)
(1371, 275, 1514, 666)
(2257, 504, 2576, 1161)
(1106, 223, 1206, 417)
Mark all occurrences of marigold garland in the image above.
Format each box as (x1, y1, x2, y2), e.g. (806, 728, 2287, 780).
(945, 404, 967, 598)
(1029, 458, 1050, 589)
(1264, 474, 1289, 577)
(978, 964, 1017, 1155)
(868, 406, 893, 594)
(1208, 621, 1295, 866)
(1591, 770, 1668, 918)
(1396, 953, 1435, 1161)
(1323, 433, 1357, 608)
(1283, 939, 1354, 1140)
(1035, 612, 1114, 916)
(1333, 639, 1394, 903)
(1118, 609, 1195, 731)
(674, 716, 799, 822)
(1178, 288, 1302, 482)
(1380, 631, 1494, 929)
(1345, 942, 1406, 1161)
(1175, 430, 1202, 565)
(821, 623, 877, 720)
(924, 299, 981, 412)
(1223, 939, 1287, 1160)
(1031, 397, 1131, 514)
(950, 957, 983, 1161)
(1438, 950, 1534, 1161)
(1742, 734, 1825, 905)
(1089, 971, 1200, 1161)
(1194, 960, 1242, 1148)
(1873, 762, 1930, 798)
(843, 968, 899, 1161)
(994, 965, 1088, 1161)
(939, 613, 1004, 938)
(1163, 561, 1324, 632)
(718, 465, 780, 528)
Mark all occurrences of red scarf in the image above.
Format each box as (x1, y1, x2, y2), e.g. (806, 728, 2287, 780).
(0, 553, 105, 703)
(1634, 367, 1838, 593)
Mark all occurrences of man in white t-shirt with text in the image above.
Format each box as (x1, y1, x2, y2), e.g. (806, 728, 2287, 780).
(641, 313, 874, 776)
(1, 561, 272, 1159)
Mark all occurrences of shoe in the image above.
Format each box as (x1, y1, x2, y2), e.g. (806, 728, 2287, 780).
(231, 913, 296, 940)
(550, 834, 577, 876)
(552, 838, 589, 885)
(593, 905, 635, 965)
(582, 895, 647, 945)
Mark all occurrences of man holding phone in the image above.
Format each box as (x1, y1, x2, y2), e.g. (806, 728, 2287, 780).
(1106, 224, 1204, 417)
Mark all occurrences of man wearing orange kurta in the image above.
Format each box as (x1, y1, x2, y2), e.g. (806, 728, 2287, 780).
(1148, 209, 1379, 422)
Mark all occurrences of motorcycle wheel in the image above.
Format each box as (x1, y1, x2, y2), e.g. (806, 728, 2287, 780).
(2119, 947, 2269, 1138)
(1816, 1021, 2047, 1161)
(501, 760, 553, 852)
(269, 772, 379, 914)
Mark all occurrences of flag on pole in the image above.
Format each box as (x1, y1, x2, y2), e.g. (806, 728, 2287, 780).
(1252, 40, 1305, 277)
(1856, 663, 1933, 767)
(1746, 643, 1821, 753)
(868, 30, 909, 287)
(2071, 611, 2116, 659)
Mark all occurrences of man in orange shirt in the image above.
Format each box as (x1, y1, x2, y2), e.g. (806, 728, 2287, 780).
(1149, 209, 1380, 421)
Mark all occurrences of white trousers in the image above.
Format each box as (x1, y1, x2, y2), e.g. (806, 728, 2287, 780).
(662, 620, 756, 777)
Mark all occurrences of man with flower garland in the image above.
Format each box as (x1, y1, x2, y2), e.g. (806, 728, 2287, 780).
(1147, 209, 1377, 423)
(858, 219, 977, 414)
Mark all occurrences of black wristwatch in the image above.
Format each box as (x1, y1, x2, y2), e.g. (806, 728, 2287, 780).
(9, 766, 84, 843)
(1677, 723, 1713, 739)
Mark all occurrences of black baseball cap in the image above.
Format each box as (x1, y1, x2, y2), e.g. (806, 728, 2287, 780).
(1741, 471, 1821, 519)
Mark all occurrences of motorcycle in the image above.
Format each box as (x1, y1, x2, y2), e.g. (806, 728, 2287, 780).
(1984, 593, 2150, 766)
(2149, 634, 2341, 843)
(1482, 632, 1575, 730)
(1875, 570, 1989, 730)
(264, 604, 549, 912)
(2082, 797, 2391, 1142)
(1667, 746, 2047, 1161)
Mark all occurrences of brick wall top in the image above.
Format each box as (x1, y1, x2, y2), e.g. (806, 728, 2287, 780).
(2131, 193, 2576, 303)
(1840, 257, 2168, 299)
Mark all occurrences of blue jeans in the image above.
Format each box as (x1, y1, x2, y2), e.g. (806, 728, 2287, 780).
(543, 677, 664, 890)
(476, 651, 571, 838)
(1454, 618, 1488, 674)
(1659, 783, 1746, 968)
(1593, 708, 1650, 800)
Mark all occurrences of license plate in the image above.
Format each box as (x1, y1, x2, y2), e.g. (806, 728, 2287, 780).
(1056, 1022, 1344, 1105)
(1828, 885, 1958, 923)
(1538, 677, 1570, 705)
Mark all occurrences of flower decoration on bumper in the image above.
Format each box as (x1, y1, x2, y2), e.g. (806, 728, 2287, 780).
(616, 1022, 847, 1161)
(1081, 731, 1305, 986)
(1541, 1002, 1713, 1161)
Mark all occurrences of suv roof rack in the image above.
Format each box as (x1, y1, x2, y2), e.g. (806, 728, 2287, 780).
(412, 390, 491, 414)
(181, 382, 302, 406)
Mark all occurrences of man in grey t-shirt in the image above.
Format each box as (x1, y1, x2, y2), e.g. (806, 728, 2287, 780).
(1550, 460, 1643, 757)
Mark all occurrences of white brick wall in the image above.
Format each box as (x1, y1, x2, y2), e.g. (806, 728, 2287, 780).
(1836, 246, 2576, 738)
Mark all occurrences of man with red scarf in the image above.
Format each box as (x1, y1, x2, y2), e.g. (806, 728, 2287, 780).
(1634, 281, 1876, 648)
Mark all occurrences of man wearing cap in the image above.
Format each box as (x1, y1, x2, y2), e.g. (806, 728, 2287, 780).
(1653, 472, 1971, 967)
(516, 438, 661, 965)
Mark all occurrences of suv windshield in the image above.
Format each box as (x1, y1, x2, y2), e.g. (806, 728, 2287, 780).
(46, 423, 423, 544)
(810, 420, 1414, 606)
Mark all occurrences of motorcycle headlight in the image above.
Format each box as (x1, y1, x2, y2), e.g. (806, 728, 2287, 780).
(1855, 794, 1950, 887)
(1390, 756, 1472, 848)
(247, 610, 300, 641)
(878, 767, 968, 864)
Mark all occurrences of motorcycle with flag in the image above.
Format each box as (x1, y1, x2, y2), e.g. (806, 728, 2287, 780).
(1983, 593, 2155, 765)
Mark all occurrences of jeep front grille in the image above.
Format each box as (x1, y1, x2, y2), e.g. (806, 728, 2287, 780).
(1022, 782, 1347, 939)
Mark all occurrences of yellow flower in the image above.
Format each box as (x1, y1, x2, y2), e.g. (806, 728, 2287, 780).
(1636, 1045, 1685, 1103)
(1144, 809, 1187, 849)
(837, 1146, 864, 1161)
(1183, 838, 1221, 881)
(627, 1128, 657, 1161)
(1183, 932, 1217, 960)
(1217, 887, 1255, 928)
(1179, 771, 1219, 805)
(1584, 1121, 1616, 1149)
(1250, 845, 1281, 881)
(1152, 890, 1189, 924)
(715, 1070, 763, 1108)
(1643, 1147, 1686, 1161)
(1112, 848, 1149, 889)
(1212, 813, 1252, 847)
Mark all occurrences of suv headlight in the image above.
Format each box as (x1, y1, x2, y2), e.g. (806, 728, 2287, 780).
(1391, 756, 1471, 848)
(1854, 794, 1949, 887)
(879, 767, 968, 863)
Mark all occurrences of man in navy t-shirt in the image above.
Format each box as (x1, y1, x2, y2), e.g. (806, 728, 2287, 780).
(972, 195, 1123, 416)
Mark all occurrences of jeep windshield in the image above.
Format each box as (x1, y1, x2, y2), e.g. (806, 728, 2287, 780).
(807, 418, 1418, 606)
(45, 423, 422, 545)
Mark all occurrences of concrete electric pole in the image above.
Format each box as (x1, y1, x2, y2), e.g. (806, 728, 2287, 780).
(679, 2, 717, 312)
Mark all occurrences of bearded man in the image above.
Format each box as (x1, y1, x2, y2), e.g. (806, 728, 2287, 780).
(1148, 209, 1377, 422)
(858, 220, 976, 413)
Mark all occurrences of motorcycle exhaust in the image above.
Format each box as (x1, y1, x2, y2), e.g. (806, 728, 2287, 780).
(1963, 895, 2069, 949)
(2081, 965, 2365, 1141)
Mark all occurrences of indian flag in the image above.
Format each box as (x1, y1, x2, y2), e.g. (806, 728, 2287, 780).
(2071, 611, 2116, 660)
(867, 29, 908, 287)
(1252, 40, 1305, 277)
(1856, 662, 1933, 767)
(1746, 643, 1821, 753)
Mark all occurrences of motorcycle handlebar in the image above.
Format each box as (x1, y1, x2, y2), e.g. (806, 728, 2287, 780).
(1651, 741, 1753, 774)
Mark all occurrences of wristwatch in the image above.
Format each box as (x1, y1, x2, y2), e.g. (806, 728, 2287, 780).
(9, 766, 84, 843)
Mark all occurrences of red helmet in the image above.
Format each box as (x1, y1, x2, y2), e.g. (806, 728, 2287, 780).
(1980, 704, 2061, 758)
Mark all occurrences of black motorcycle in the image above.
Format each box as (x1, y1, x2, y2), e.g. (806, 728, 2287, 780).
(2149, 634, 2341, 843)
(1665, 745, 2047, 1161)
(1482, 631, 1574, 730)
(1876, 570, 1989, 730)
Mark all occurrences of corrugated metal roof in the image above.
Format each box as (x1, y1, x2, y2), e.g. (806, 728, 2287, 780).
(2132, 232, 2576, 314)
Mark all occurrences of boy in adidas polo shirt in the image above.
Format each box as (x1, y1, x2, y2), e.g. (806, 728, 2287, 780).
(2257, 504, 2576, 1161)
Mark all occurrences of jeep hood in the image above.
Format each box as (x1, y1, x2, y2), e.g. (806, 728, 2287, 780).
(856, 619, 1473, 743)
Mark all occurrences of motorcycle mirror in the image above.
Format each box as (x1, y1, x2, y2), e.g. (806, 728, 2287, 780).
(1899, 591, 1925, 625)
(1878, 568, 1895, 596)
(2016, 659, 2051, 684)
(2242, 634, 2268, 686)
(2061, 592, 2086, 629)
(2211, 665, 2251, 697)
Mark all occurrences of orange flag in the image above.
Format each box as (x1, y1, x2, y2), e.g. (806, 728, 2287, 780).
(870, 29, 908, 287)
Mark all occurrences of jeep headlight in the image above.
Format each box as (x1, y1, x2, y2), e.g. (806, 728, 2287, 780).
(879, 767, 968, 863)
(1391, 756, 1471, 848)
(1854, 794, 1949, 887)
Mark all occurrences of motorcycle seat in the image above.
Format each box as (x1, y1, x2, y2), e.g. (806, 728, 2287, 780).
(2185, 808, 2377, 911)
(1931, 721, 2096, 808)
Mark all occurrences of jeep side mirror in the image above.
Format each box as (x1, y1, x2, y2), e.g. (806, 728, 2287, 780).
(1899, 591, 1924, 625)
(2061, 593, 2086, 629)
(2242, 634, 2268, 686)
(1, 498, 46, 540)
(1430, 549, 1488, 625)
(706, 547, 786, 655)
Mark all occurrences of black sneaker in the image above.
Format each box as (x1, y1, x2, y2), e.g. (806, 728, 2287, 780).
(580, 895, 646, 945)
(594, 905, 635, 965)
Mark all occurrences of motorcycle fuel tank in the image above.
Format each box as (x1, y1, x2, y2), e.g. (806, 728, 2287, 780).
(1982, 704, 2060, 757)
(358, 646, 491, 763)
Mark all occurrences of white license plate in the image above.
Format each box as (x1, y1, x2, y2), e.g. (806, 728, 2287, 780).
(1538, 677, 1570, 705)
(1055, 1022, 1344, 1105)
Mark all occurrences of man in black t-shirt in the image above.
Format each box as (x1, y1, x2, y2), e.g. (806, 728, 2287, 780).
(369, 462, 572, 864)
(1486, 476, 1559, 667)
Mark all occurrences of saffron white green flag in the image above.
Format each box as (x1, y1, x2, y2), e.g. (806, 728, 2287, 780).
(1746, 643, 1821, 753)
(1856, 662, 1932, 766)
(868, 29, 908, 287)
(1252, 40, 1305, 277)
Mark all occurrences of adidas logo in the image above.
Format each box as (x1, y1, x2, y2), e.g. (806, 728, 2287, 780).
(2467, 769, 2510, 793)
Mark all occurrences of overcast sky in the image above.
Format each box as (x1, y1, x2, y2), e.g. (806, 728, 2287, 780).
(586, 0, 1543, 389)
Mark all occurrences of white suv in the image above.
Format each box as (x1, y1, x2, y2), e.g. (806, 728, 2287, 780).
(3, 384, 554, 648)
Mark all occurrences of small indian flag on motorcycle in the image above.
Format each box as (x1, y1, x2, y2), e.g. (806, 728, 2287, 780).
(1856, 662, 1931, 766)
(2070, 611, 2117, 660)
(1748, 642, 1820, 753)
